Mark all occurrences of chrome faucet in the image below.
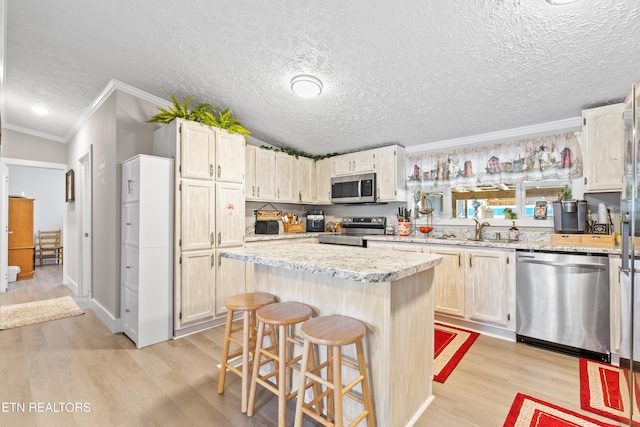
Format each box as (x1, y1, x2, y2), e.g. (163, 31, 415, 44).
(473, 218, 490, 240)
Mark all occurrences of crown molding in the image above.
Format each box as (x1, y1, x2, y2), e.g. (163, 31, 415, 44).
(64, 78, 170, 142)
(405, 117, 583, 154)
(3, 123, 66, 143)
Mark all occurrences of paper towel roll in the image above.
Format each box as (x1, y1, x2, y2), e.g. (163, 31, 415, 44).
(598, 203, 607, 224)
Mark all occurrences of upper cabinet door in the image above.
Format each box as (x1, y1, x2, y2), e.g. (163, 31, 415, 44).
(180, 121, 215, 180)
(275, 152, 295, 202)
(215, 183, 245, 247)
(297, 157, 314, 203)
(216, 131, 245, 183)
(351, 150, 376, 174)
(583, 103, 624, 192)
(255, 149, 276, 200)
(181, 179, 215, 251)
(315, 158, 332, 204)
(245, 145, 256, 199)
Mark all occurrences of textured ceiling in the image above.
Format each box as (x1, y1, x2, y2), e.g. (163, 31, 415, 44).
(4, 0, 640, 154)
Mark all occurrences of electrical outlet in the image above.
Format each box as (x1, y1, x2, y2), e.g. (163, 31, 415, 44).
(252, 209, 257, 216)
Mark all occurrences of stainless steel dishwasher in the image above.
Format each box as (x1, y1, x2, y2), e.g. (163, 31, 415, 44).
(516, 251, 610, 362)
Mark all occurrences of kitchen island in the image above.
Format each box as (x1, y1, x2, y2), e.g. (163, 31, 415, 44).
(220, 243, 442, 427)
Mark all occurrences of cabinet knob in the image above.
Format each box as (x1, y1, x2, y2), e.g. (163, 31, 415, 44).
(218, 165, 221, 178)
(210, 164, 214, 176)
(125, 309, 130, 313)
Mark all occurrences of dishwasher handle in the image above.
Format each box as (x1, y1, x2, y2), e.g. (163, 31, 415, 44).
(518, 257, 607, 270)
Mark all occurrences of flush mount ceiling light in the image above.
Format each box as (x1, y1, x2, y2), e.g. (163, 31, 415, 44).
(546, 0, 579, 4)
(291, 75, 323, 98)
(32, 105, 49, 116)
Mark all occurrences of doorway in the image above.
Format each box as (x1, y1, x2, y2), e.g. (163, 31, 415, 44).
(0, 158, 67, 293)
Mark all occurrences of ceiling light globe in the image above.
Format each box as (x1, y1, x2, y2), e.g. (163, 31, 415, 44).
(32, 105, 49, 116)
(291, 75, 323, 98)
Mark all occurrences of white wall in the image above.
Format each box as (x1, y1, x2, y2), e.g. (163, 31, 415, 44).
(1, 128, 67, 163)
(8, 165, 65, 235)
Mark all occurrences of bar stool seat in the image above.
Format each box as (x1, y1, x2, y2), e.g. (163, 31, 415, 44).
(247, 301, 318, 427)
(294, 315, 375, 427)
(217, 292, 275, 413)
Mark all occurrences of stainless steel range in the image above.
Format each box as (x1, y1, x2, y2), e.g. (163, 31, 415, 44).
(317, 216, 386, 247)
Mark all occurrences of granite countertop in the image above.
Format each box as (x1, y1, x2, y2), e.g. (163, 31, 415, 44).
(245, 232, 325, 242)
(365, 235, 623, 255)
(220, 243, 442, 283)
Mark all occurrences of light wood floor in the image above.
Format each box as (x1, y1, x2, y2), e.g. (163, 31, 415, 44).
(0, 266, 624, 426)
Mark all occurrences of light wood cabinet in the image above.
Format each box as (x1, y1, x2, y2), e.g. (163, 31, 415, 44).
(254, 148, 276, 200)
(466, 248, 513, 328)
(216, 131, 245, 183)
(153, 119, 246, 333)
(296, 156, 315, 203)
(8, 197, 35, 280)
(315, 158, 332, 204)
(375, 145, 406, 202)
(367, 241, 516, 332)
(583, 103, 624, 192)
(275, 152, 295, 202)
(245, 145, 257, 199)
(215, 255, 247, 317)
(332, 151, 376, 176)
(120, 155, 173, 348)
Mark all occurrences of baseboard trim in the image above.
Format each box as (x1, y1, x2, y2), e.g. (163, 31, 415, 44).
(65, 277, 79, 296)
(407, 394, 435, 427)
(174, 316, 226, 338)
(90, 298, 121, 333)
(435, 314, 516, 342)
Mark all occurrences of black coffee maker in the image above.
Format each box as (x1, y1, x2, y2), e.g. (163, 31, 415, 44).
(306, 210, 325, 232)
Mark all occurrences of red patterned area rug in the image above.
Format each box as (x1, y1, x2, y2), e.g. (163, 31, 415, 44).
(504, 393, 619, 427)
(580, 358, 640, 426)
(434, 322, 479, 383)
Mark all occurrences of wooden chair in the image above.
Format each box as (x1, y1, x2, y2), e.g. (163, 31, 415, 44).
(38, 230, 63, 267)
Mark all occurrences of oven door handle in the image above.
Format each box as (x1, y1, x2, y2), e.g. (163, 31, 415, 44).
(518, 258, 607, 270)
(358, 180, 362, 199)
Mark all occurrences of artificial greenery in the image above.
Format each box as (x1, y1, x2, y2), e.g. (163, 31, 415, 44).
(147, 95, 250, 136)
(258, 145, 342, 161)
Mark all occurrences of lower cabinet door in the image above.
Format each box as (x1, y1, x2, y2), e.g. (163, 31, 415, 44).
(466, 249, 511, 327)
(122, 286, 139, 344)
(179, 250, 216, 326)
(430, 248, 466, 318)
(215, 254, 246, 317)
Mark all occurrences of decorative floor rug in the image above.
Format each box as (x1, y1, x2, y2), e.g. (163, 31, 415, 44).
(580, 358, 640, 426)
(434, 322, 479, 383)
(0, 296, 84, 330)
(504, 393, 619, 427)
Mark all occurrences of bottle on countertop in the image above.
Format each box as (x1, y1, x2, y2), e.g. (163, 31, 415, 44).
(509, 221, 519, 240)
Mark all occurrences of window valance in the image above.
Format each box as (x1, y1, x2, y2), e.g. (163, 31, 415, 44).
(406, 132, 582, 188)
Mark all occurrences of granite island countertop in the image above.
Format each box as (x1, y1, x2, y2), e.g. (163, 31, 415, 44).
(220, 243, 442, 283)
(365, 235, 625, 255)
(245, 232, 325, 243)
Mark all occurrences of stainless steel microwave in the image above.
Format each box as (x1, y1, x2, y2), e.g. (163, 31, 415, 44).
(331, 173, 376, 204)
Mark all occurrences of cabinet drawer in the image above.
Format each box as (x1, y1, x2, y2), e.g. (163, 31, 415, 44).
(582, 235, 615, 246)
(122, 204, 140, 246)
(121, 245, 139, 291)
(550, 234, 582, 244)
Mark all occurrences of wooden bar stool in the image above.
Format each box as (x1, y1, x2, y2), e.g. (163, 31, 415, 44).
(217, 292, 275, 413)
(247, 301, 319, 427)
(294, 315, 375, 427)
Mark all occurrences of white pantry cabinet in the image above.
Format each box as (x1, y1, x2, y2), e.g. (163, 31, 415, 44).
(120, 155, 173, 348)
(582, 103, 624, 192)
(153, 118, 246, 333)
(246, 147, 277, 201)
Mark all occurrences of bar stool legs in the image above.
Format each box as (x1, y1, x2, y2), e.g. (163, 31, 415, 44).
(247, 301, 314, 427)
(217, 292, 275, 413)
(294, 315, 375, 427)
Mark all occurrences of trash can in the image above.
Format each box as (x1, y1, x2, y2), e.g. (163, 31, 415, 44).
(8, 266, 21, 282)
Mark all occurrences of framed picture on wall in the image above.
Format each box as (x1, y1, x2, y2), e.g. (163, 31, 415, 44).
(66, 169, 75, 202)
